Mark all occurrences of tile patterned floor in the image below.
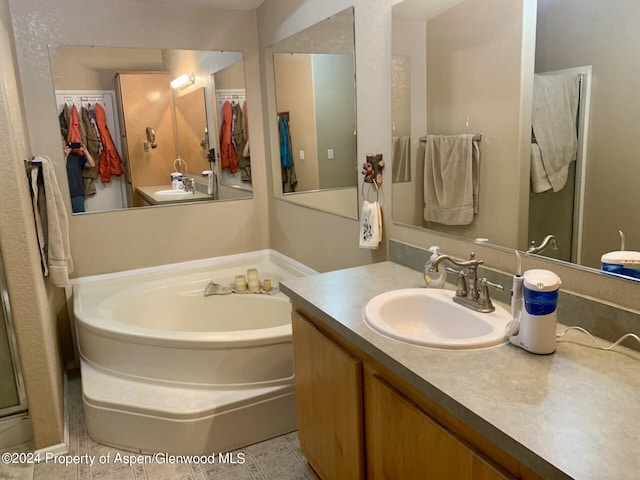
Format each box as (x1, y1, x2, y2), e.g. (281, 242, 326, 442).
(33, 376, 314, 480)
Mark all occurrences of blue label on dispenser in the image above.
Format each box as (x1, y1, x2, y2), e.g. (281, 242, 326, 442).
(602, 263, 640, 280)
(523, 287, 558, 315)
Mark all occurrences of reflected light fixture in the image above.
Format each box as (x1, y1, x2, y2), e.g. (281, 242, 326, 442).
(170, 73, 195, 89)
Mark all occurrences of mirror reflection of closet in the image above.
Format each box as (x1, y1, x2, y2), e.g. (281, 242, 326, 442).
(48, 45, 253, 213)
(212, 58, 253, 196)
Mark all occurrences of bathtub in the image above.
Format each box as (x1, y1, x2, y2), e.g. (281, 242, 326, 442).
(72, 250, 315, 455)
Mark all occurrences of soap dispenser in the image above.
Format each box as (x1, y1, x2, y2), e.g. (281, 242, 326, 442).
(424, 246, 446, 288)
(509, 269, 561, 354)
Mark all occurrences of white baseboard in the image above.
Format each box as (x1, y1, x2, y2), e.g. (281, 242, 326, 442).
(34, 441, 67, 458)
(34, 372, 70, 459)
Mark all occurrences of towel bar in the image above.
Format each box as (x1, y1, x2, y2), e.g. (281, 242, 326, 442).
(420, 134, 482, 143)
(24, 157, 41, 169)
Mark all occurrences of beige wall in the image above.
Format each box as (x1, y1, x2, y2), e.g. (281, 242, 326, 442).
(49, 46, 165, 91)
(0, 0, 65, 449)
(535, 0, 640, 268)
(213, 60, 246, 89)
(313, 54, 357, 190)
(9, 0, 268, 277)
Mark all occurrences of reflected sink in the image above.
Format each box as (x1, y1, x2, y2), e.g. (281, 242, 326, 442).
(155, 189, 192, 197)
(363, 288, 511, 350)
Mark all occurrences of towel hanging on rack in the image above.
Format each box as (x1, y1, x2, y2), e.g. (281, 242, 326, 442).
(359, 196, 382, 249)
(423, 134, 480, 225)
(28, 156, 74, 286)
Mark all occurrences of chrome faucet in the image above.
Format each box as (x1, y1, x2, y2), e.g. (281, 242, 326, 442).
(182, 177, 196, 194)
(527, 234, 558, 254)
(427, 252, 503, 313)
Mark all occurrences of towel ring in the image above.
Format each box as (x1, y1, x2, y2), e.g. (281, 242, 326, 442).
(362, 179, 382, 205)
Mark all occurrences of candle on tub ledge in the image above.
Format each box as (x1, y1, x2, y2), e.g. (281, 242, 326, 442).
(235, 275, 247, 292)
(247, 268, 260, 292)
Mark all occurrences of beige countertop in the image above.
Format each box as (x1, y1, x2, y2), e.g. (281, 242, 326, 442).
(280, 261, 640, 480)
(136, 185, 212, 205)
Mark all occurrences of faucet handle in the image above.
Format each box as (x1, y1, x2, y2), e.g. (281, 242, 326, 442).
(478, 278, 503, 310)
(450, 269, 467, 297)
(482, 278, 504, 291)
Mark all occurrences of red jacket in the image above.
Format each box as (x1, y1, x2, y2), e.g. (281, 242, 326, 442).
(94, 103, 123, 183)
(67, 105, 82, 143)
(219, 101, 237, 173)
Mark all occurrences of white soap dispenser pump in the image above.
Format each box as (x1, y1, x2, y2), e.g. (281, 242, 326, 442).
(509, 269, 561, 354)
(424, 246, 446, 288)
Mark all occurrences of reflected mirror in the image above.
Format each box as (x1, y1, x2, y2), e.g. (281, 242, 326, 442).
(48, 45, 252, 213)
(269, 7, 358, 219)
(391, 0, 640, 282)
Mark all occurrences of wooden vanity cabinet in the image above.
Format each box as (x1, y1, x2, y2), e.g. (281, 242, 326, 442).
(292, 312, 365, 480)
(291, 306, 541, 480)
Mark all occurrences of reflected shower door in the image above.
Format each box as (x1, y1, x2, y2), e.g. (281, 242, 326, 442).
(0, 251, 27, 418)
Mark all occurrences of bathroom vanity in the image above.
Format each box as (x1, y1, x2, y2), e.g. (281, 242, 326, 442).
(135, 185, 212, 206)
(280, 262, 640, 480)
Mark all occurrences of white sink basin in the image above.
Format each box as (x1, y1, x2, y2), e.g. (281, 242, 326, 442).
(155, 189, 192, 197)
(363, 288, 511, 350)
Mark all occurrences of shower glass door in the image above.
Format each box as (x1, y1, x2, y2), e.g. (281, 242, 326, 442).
(0, 252, 27, 417)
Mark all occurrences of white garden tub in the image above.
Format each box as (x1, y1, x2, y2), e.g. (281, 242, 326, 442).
(72, 250, 315, 455)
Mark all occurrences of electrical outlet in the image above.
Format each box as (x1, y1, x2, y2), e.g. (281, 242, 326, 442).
(328, 148, 334, 159)
(299, 150, 305, 160)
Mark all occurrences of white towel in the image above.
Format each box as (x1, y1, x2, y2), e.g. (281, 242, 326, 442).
(532, 74, 579, 192)
(359, 200, 382, 249)
(31, 156, 73, 287)
(392, 136, 411, 182)
(530, 142, 552, 193)
(423, 134, 479, 225)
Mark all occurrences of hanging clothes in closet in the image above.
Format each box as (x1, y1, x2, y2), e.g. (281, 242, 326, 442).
(232, 101, 251, 182)
(67, 104, 82, 144)
(58, 98, 122, 192)
(80, 105, 100, 196)
(60, 103, 96, 198)
(59, 104, 70, 139)
(220, 101, 238, 173)
(94, 103, 123, 183)
(278, 113, 297, 193)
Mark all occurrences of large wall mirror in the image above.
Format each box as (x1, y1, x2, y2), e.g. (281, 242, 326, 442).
(48, 45, 252, 214)
(268, 7, 358, 219)
(391, 0, 640, 283)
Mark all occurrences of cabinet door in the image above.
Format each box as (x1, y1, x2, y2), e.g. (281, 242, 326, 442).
(365, 372, 510, 480)
(117, 72, 177, 206)
(292, 313, 364, 480)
